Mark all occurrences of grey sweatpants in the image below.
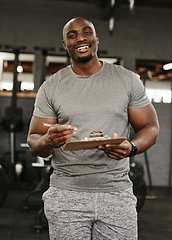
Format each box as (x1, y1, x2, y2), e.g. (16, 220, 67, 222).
(42, 187, 138, 240)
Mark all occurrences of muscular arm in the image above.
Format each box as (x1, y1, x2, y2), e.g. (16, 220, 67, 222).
(27, 115, 77, 157)
(98, 103, 159, 160)
(128, 103, 159, 154)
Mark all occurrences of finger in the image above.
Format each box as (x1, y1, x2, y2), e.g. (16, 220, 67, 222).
(50, 124, 74, 133)
(48, 134, 69, 148)
(113, 132, 118, 138)
(102, 146, 126, 159)
(108, 155, 122, 160)
(97, 145, 105, 150)
(61, 127, 77, 136)
(104, 150, 122, 160)
(53, 132, 76, 143)
(49, 125, 77, 137)
(52, 129, 77, 140)
(104, 144, 118, 149)
(105, 140, 128, 150)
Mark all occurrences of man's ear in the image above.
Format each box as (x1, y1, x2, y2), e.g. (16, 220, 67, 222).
(63, 40, 67, 51)
(96, 34, 99, 45)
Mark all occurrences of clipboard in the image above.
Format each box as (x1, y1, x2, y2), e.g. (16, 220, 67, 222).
(64, 137, 126, 151)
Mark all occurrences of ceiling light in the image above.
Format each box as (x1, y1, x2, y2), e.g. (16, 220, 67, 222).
(163, 63, 172, 71)
(109, 17, 115, 32)
(111, 0, 115, 7)
(17, 65, 23, 73)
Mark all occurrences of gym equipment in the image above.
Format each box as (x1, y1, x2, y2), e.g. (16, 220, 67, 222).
(0, 156, 9, 207)
(21, 155, 53, 233)
(2, 46, 25, 181)
(22, 156, 53, 210)
(129, 160, 146, 212)
(34, 46, 55, 91)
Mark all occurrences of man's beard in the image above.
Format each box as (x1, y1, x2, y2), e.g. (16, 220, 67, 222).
(77, 54, 92, 63)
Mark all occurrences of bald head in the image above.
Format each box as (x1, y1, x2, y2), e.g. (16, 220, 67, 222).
(63, 17, 97, 41)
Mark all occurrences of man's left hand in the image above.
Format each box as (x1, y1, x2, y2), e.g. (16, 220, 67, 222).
(97, 133, 132, 160)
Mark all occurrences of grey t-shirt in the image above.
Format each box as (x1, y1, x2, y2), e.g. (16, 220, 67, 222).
(33, 61, 150, 192)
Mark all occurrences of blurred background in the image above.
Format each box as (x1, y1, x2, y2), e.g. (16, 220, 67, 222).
(0, 0, 172, 239)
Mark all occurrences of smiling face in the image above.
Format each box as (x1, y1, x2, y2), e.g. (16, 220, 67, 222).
(63, 18, 99, 64)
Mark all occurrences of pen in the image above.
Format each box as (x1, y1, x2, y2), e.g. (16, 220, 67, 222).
(42, 123, 74, 130)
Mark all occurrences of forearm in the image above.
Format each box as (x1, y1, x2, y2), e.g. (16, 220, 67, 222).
(27, 133, 54, 157)
(131, 123, 159, 155)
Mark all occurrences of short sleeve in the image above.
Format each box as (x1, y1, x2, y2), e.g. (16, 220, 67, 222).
(128, 72, 150, 109)
(33, 81, 57, 119)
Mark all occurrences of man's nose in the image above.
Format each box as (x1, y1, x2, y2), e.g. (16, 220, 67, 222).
(76, 33, 86, 42)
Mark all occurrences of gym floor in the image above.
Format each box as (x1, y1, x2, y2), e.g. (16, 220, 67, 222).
(0, 185, 172, 240)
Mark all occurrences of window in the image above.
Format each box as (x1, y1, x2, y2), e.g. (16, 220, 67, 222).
(136, 60, 172, 103)
(0, 52, 34, 91)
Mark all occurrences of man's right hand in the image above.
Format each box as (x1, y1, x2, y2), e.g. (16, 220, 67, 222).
(45, 124, 77, 148)
(27, 115, 77, 157)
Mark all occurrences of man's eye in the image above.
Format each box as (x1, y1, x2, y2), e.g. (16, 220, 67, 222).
(68, 34, 76, 39)
(84, 31, 92, 35)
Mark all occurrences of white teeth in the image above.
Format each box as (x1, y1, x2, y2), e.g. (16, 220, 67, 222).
(78, 46, 89, 50)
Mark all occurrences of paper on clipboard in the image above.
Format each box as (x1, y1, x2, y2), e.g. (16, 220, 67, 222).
(64, 137, 126, 151)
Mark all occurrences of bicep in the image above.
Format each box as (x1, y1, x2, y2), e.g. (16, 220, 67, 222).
(28, 115, 57, 135)
(128, 104, 159, 133)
